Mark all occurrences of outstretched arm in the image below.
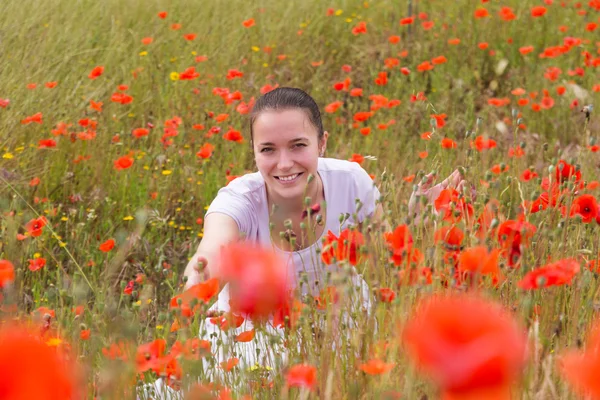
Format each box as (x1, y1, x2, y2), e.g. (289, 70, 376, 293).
(183, 213, 240, 289)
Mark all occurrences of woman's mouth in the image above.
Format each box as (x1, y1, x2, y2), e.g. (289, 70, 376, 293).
(275, 172, 303, 184)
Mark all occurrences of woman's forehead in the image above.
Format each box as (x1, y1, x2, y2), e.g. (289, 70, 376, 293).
(253, 109, 317, 142)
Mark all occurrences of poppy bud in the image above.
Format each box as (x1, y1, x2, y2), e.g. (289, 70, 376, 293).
(304, 196, 311, 206)
(316, 214, 323, 225)
(476, 116, 483, 127)
(300, 222, 306, 230)
(520, 141, 526, 149)
(511, 108, 518, 118)
(517, 118, 523, 125)
(307, 173, 315, 183)
(543, 143, 549, 151)
(490, 218, 499, 229)
(284, 219, 293, 229)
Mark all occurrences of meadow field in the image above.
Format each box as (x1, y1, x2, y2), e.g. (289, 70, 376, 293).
(1, 0, 600, 398)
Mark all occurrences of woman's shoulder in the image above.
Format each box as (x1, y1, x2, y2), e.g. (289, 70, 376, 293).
(219, 171, 265, 197)
(318, 157, 373, 183)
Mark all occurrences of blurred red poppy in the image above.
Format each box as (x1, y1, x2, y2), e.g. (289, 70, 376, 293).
(403, 294, 527, 399)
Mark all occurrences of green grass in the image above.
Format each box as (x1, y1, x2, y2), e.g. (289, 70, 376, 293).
(1, 0, 600, 398)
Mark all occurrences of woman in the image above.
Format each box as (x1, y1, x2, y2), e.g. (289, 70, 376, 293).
(143, 87, 468, 397)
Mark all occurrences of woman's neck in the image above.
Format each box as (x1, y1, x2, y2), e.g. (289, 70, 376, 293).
(267, 175, 322, 218)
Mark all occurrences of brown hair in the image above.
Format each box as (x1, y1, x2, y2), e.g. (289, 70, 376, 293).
(249, 87, 324, 145)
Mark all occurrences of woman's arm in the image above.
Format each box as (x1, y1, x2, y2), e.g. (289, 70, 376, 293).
(183, 213, 240, 289)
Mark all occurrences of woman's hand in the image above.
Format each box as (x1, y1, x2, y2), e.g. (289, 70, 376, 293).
(408, 169, 475, 223)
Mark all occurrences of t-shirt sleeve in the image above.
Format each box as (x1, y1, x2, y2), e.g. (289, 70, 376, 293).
(204, 185, 255, 237)
(351, 163, 381, 222)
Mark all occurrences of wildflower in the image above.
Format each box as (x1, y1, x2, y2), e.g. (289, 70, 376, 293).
(321, 229, 365, 266)
(498, 220, 536, 266)
(0, 324, 78, 399)
(114, 156, 134, 170)
(223, 128, 243, 143)
(0, 260, 15, 288)
(196, 143, 215, 159)
(219, 242, 289, 321)
(25, 216, 48, 237)
(132, 128, 149, 138)
(234, 329, 255, 343)
(242, 18, 255, 28)
(359, 359, 395, 375)
(518, 259, 580, 289)
(157, 11, 167, 19)
(352, 21, 367, 35)
(286, 364, 317, 390)
(28, 258, 46, 271)
(378, 288, 396, 303)
(474, 8, 490, 18)
(570, 195, 598, 223)
(21, 112, 43, 125)
(170, 278, 219, 318)
(183, 33, 196, 41)
(403, 294, 527, 399)
(324, 101, 343, 113)
(471, 135, 497, 151)
(560, 320, 600, 398)
(99, 238, 115, 252)
(88, 66, 104, 79)
(440, 138, 457, 149)
(531, 6, 547, 17)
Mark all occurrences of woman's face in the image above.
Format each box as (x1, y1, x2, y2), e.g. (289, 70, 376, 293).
(252, 108, 327, 202)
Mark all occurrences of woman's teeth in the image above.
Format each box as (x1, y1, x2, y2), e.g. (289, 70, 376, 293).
(278, 173, 299, 182)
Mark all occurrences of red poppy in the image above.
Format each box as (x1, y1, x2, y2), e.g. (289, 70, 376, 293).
(471, 135, 497, 151)
(132, 128, 149, 138)
(21, 112, 43, 125)
(242, 18, 255, 28)
(0, 324, 79, 399)
(570, 195, 598, 223)
(441, 138, 457, 149)
(434, 225, 464, 250)
(474, 8, 490, 18)
(28, 258, 46, 272)
(286, 364, 317, 390)
(497, 220, 536, 266)
(179, 66, 200, 80)
(403, 294, 527, 399)
(223, 128, 243, 143)
(157, 11, 167, 19)
(170, 278, 219, 318)
(359, 359, 395, 375)
(171, 338, 211, 360)
(324, 101, 343, 113)
(99, 238, 115, 252)
(196, 143, 215, 159)
(322, 229, 365, 266)
(434, 189, 474, 223)
(219, 242, 288, 320)
(0, 260, 15, 288)
(378, 288, 396, 303)
(531, 6, 547, 17)
(114, 156, 134, 170)
(518, 259, 580, 289)
(555, 159, 581, 183)
(88, 66, 104, 80)
(25, 216, 48, 237)
(458, 246, 502, 279)
(235, 329, 255, 343)
(560, 321, 600, 398)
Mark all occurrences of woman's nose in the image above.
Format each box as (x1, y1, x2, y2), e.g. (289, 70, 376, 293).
(277, 151, 294, 171)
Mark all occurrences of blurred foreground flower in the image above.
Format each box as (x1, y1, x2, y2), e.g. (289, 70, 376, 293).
(560, 320, 600, 398)
(0, 324, 80, 399)
(403, 294, 527, 400)
(219, 242, 289, 321)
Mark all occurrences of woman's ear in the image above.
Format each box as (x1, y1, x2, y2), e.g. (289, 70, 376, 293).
(320, 131, 329, 156)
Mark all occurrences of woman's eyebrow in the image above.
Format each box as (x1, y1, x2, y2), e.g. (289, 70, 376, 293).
(258, 137, 309, 146)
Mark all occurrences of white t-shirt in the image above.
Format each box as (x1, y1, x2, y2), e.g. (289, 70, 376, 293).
(205, 157, 380, 299)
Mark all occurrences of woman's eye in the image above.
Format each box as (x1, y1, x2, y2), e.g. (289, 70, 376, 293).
(293, 143, 307, 149)
(261, 148, 273, 153)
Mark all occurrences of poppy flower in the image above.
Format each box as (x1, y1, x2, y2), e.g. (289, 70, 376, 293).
(570, 195, 598, 223)
(179, 66, 200, 80)
(434, 189, 474, 223)
(322, 229, 365, 266)
(560, 320, 600, 398)
(497, 220, 536, 266)
(99, 238, 115, 252)
(183, 33, 196, 41)
(324, 101, 343, 113)
(114, 156, 134, 170)
(351, 21, 367, 35)
(403, 294, 527, 399)
(132, 128, 149, 138)
(474, 8, 490, 18)
(220, 357, 239, 372)
(242, 18, 255, 28)
(434, 225, 464, 250)
(441, 138, 457, 149)
(170, 278, 219, 318)
(157, 11, 167, 19)
(359, 359, 396, 375)
(88, 66, 104, 80)
(0, 325, 79, 399)
(417, 61, 434, 72)
(555, 159, 581, 183)
(136, 339, 170, 373)
(28, 258, 46, 272)
(531, 6, 547, 17)
(0, 98, 9, 108)
(399, 16, 415, 25)
(378, 288, 396, 303)
(21, 112, 43, 125)
(286, 364, 317, 390)
(219, 242, 288, 321)
(234, 329, 255, 343)
(458, 246, 502, 279)
(25, 216, 48, 237)
(0, 260, 15, 288)
(518, 259, 580, 289)
(223, 128, 243, 143)
(471, 135, 497, 151)
(196, 143, 215, 159)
